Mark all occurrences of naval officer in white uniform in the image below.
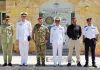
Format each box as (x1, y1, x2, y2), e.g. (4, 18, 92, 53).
(50, 17, 65, 66)
(83, 18, 99, 68)
(16, 12, 32, 66)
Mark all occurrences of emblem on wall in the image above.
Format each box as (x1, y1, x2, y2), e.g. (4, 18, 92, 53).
(45, 16, 54, 25)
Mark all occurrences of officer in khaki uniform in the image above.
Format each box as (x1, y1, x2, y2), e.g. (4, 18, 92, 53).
(0, 15, 13, 66)
(32, 17, 49, 66)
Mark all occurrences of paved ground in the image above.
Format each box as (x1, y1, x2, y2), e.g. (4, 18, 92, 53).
(0, 66, 100, 70)
(0, 55, 100, 70)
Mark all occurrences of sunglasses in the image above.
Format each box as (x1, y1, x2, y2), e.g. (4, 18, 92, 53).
(55, 20, 60, 22)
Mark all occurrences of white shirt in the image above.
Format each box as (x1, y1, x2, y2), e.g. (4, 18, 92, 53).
(16, 20, 32, 41)
(50, 25, 65, 44)
(83, 24, 99, 39)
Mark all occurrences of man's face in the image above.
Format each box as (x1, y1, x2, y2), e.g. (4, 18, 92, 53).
(55, 20, 60, 25)
(5, 17, 10, 22)
(38, 19, 43, 25)
(21, 15, 27, 20)
(87, 20, 91, 25)
(72, 18, 77, 24)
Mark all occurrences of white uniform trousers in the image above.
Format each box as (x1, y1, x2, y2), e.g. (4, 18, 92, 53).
(19, 41, 29, 65)
(52, 43, 63, 65)
(68, 39, 80, 63)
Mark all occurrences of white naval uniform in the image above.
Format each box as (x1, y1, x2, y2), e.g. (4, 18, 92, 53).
(83, 24, 99, 39)
(50, 25, 65, 65)
(83, 24, 99, 64)
(16, 20, 32, 65)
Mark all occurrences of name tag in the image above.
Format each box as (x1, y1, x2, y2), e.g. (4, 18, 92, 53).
(91, 28, 95, 29)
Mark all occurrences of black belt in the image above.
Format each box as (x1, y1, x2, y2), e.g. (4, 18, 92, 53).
(71, 38, 79, 40)
(85, 38, 96, 41)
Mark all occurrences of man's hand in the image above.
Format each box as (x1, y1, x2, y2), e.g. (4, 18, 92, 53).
(16, 40, 19, 46)
(32, 32, 35, 40)
(50, 43, 52, 47)
(83, 35, 85, 44)
(63, 42, 65, 45)
(96, 38, 99, 42)
(96, 34, 99, 42)
(45, 40, 48, 43)
(83, 39, 85, 43)
(28, 36, 31, 41)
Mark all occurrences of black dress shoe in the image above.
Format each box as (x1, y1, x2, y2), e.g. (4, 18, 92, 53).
(35, 63, 41, 66)
(58, 64, 63, 67)
(23, 64, 28, 67)
(84, 63, 88, 67)
(8, 63, 12, 66)
(92, 64, 97, 68)
(20, 64, 25, 66)
(77, 62, 82, 67)
(3, 63, 7, 66)
(42, 63, 45, 66)
(67, 63, 71, 67)
(20, 65, 23, 66)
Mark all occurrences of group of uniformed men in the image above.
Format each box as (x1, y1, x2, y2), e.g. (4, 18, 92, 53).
(0, 12, 99, 68)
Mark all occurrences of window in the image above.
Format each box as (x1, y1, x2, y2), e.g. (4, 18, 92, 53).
(0, 12, 6, 24)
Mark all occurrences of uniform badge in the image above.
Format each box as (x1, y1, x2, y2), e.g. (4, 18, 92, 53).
(59, 28, 62, 30)
(91, 27, 95, 29)
(19, 23, 22, 26)
(54, 29, 56, 30)
(86, 28, 88, 31)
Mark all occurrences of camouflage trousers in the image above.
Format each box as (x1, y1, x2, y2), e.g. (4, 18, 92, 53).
(35, 44, 46, 64)
(2, 41, 13, 63)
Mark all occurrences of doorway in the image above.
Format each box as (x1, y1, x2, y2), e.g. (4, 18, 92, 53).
(39, 2, 75, 49)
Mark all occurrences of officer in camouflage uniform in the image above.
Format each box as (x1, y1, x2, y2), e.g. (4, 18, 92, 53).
(0, 15, 13, 66)
(32, 17, 49, 66)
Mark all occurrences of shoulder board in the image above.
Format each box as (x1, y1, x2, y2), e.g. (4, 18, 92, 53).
(84, 26, 87, 28)
(17, 20, 21, 22)
(35, 24, 41, 28)
(41, 24, 47, 27)
(93, 25, 97, 27)
(35, 24, 39, 26)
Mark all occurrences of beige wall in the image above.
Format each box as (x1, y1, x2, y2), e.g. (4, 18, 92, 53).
(0, 1, 6, 11)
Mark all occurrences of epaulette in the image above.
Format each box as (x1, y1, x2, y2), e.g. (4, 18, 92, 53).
(84, 26, 87, 28)
(35, 24, 41, 28)
(93, 25, 96, 27)
(17, 20, 21, 22)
